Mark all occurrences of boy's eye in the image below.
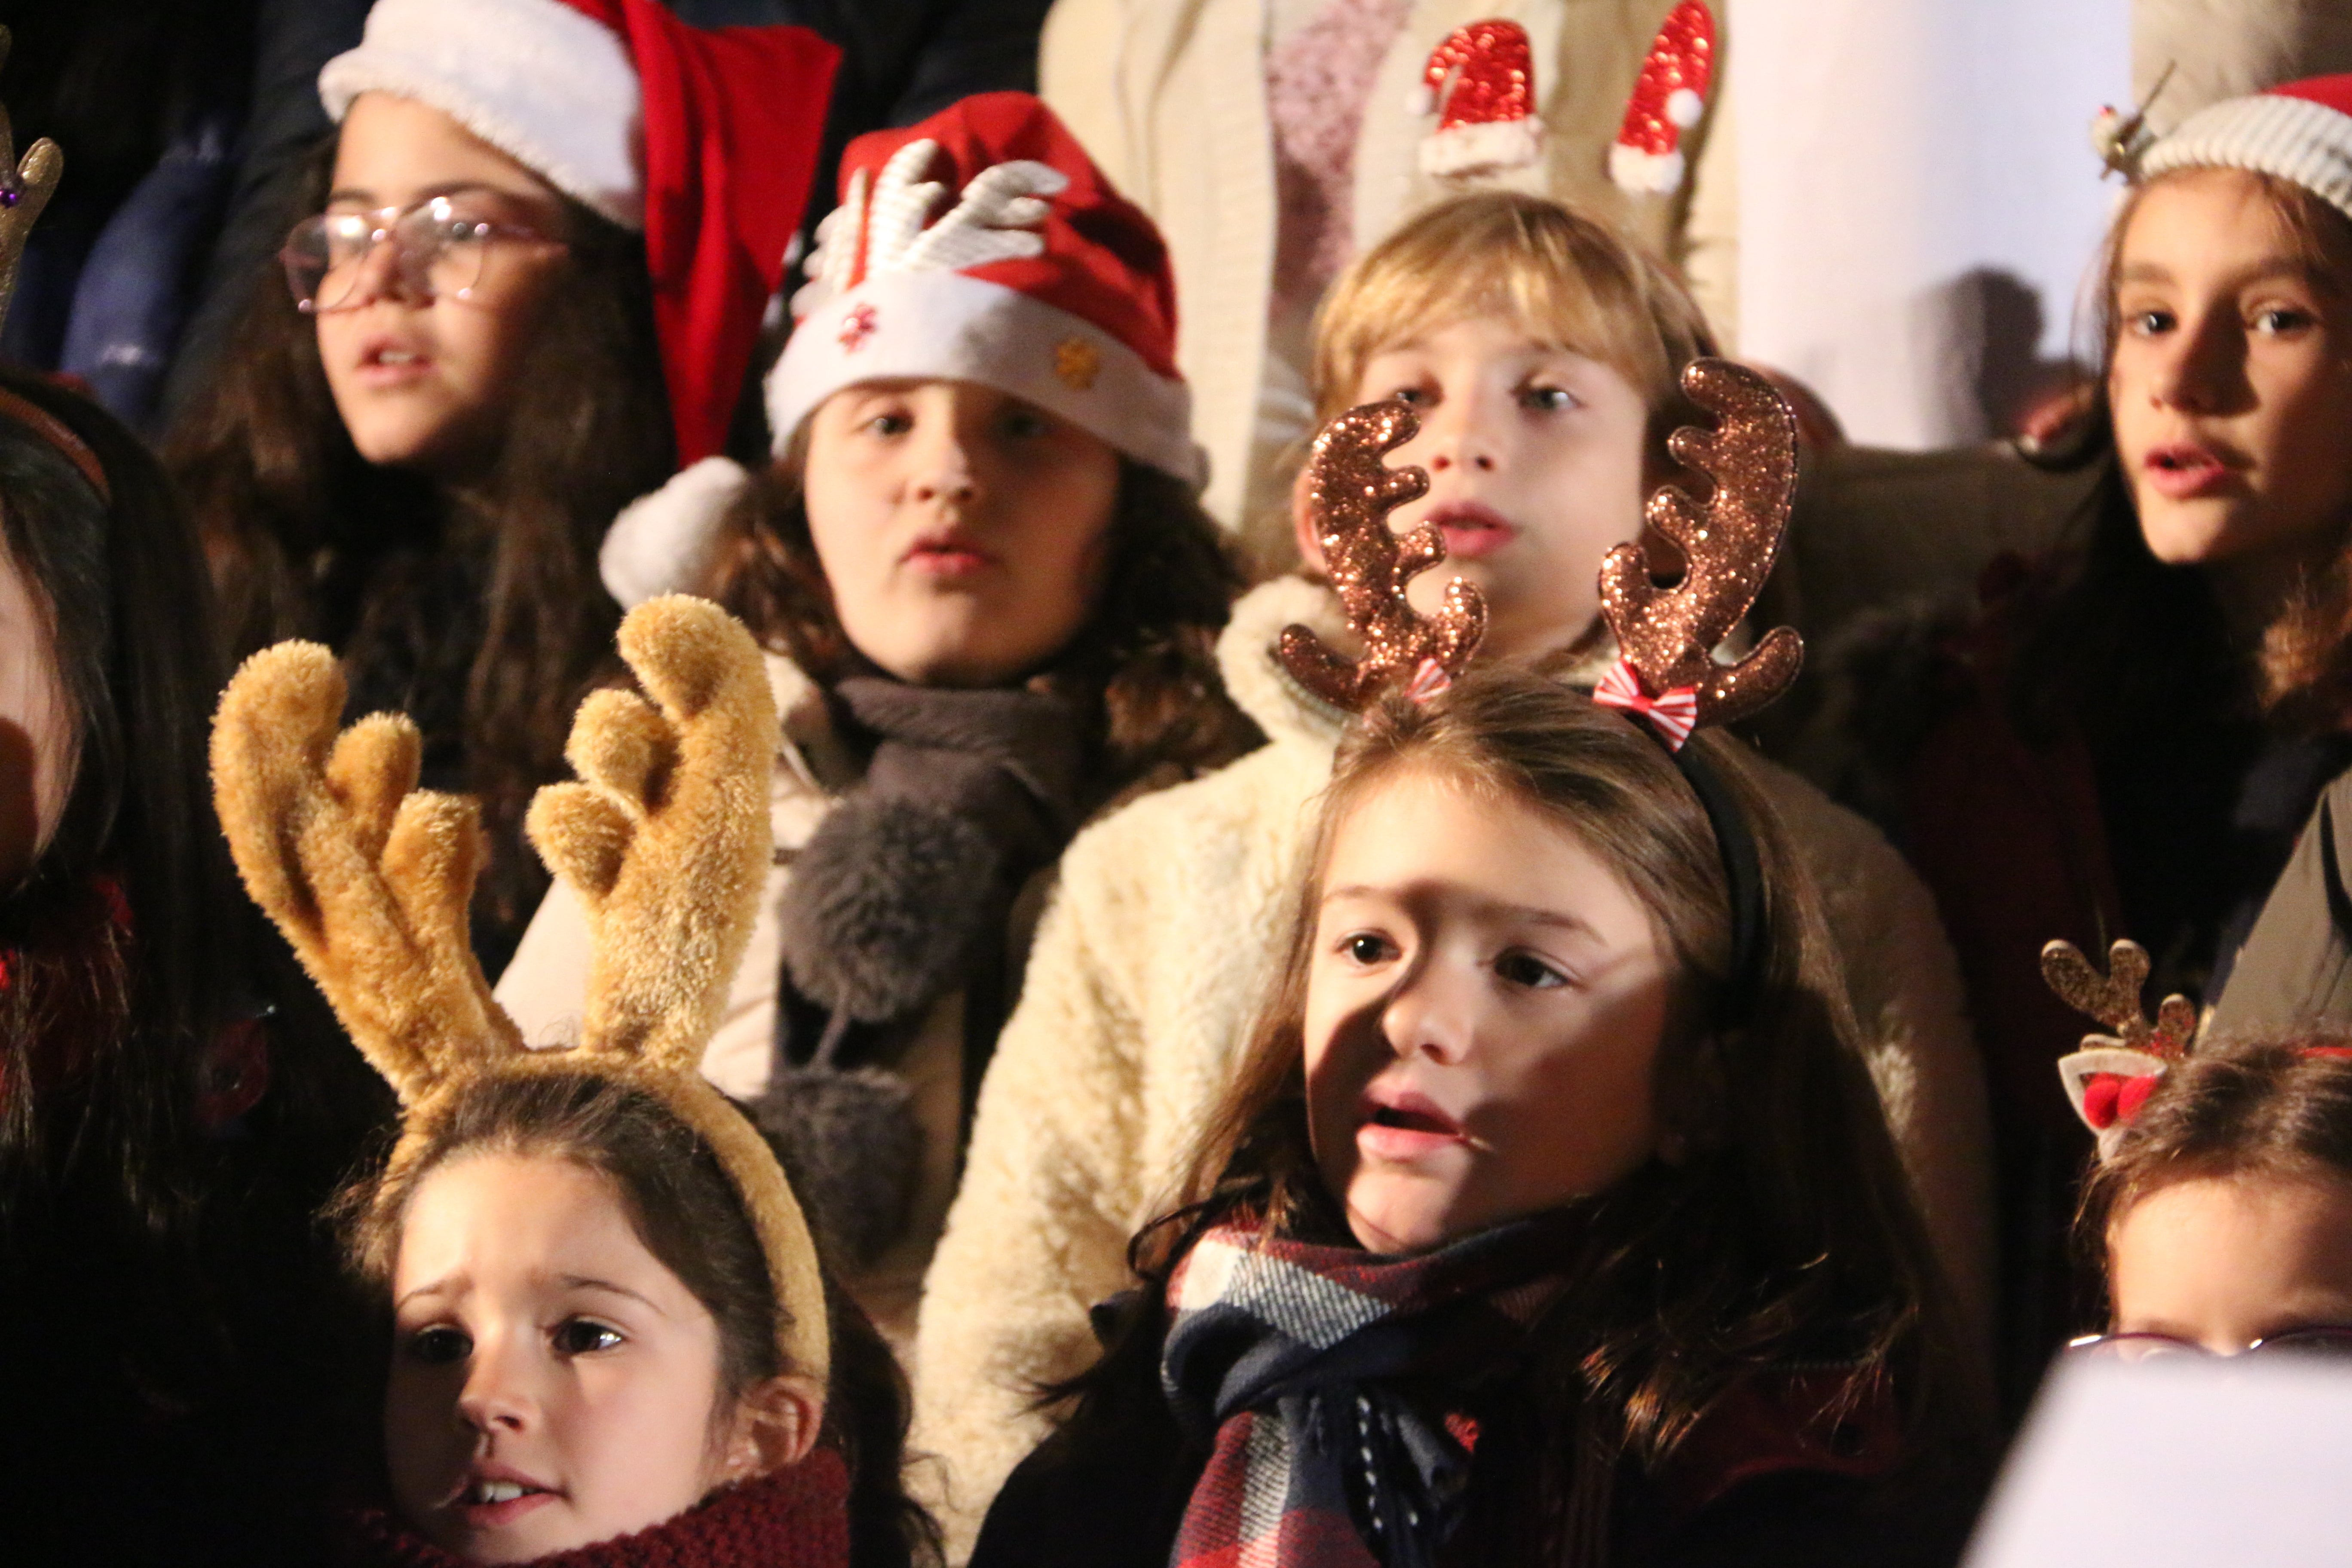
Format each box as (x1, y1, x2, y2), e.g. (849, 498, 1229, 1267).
(2253, 306, 2316, 335)
(551, 1318, 625, 1356)
(864, 410, 913, 436)
(1001, 406, 1054, 439)
(1494, 950, 1569, 990)
(1520, 385, 1577, 412)
(406, 1326, 472, 1366)
(1341, 932, 1396, 966)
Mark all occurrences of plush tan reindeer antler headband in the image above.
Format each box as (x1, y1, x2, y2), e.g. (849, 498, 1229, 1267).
(1279, 399, 1488, 707)
(211, 596, 830, 1385)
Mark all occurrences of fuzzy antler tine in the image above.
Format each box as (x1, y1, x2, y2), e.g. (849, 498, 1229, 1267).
(0, 28, 64, 345)
(1597, 359, 1803, 726)
(2040, 938, 2158, 1048)
(211, 643, 516, 1102)
(531, 597, 775, 1073)
(2153, 995, 2199, 1059)
(1278, 400, 1487, 707)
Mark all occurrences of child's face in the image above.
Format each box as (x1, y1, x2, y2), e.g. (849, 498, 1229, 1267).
(0, 528, 73, 891)
(2108, 1172, 2352, 1355)
(315, 93, 571, 481)
(2109, 168, 2352, 582)
(1302, 767, 1673, 1253)
(1316, 315, 1651, 663)
(801, 379, 1121, 687)
(384, 1152, 767, 1562)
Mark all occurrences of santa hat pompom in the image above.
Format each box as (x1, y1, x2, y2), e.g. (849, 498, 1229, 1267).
(600, 456, 752, 608)
(1611, 0, 1715, 198)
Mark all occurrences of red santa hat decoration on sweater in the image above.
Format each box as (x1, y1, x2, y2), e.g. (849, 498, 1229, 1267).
(603, 92, 1203, 607)
(318, 0, 839, 469)
(1411, 21, 1541, 178)
(1610, 1, 1715, 197)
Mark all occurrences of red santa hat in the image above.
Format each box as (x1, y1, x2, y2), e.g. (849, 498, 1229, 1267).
(2138, 74, 2352, 224)
(1610, 1, 1715, 197)
(1410, 21, 1542, 179)
(766, 92, 1200, 484)
(317, 0, 839, 467)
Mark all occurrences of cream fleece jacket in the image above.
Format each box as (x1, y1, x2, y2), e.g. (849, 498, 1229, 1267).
(910, 576, 1994, 1557)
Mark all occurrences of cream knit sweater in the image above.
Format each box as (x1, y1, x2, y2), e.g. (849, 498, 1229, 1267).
(910, 577, 1993, 1556)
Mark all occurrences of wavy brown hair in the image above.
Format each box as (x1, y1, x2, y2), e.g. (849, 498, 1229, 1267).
(1065, 668, 1987, 1556)
(164, 137, 674, 957)
(2076, 1035, 2352, 1311)
(336, 1071, 939, 1568)
(706, 446, 1259, 794)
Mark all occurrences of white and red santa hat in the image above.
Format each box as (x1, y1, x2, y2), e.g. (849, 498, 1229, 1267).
(2136, 74, 2352, 224)
(1610, 1, 1715, 197)
(317, 0, 839, 469)
(768, 92, 1200, 484)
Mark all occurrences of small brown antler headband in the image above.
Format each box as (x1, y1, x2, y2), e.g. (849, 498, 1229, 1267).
(1594, 358, 1803, 750)
(1278, 399, 1487, 708)
(212, 597, 830, 1387)
(2042, 938, 2197, 1153)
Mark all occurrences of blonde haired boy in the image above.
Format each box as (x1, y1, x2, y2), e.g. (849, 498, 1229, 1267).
(913, 192, 1991, 1557)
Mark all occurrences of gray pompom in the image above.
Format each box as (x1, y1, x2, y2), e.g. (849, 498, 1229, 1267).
(754, 1065, 925, 1265)
(778, 796, 999, 1023)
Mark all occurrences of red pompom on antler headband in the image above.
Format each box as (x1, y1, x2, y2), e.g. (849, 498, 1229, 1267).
(2043, 939, 2198, 1158)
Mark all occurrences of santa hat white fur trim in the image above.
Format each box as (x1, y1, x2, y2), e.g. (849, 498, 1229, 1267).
(600, 455, 751, 607)
(766, 270, 1207, 488)
(2143, 93, 2352, 227)
(1419, 117, 1542, 179)
(319, 0, 644, 230)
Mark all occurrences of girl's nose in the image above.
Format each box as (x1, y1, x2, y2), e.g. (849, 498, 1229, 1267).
(1381, 962, 1478, 1066)
(910, 423, 982, 506)
(2150, 313, 2235, 415)
(454, 1344, 538, 1434)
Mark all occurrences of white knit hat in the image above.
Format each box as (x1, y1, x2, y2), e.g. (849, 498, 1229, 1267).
(2140, 75, 2352, 226)
(319, 0, 645, 230)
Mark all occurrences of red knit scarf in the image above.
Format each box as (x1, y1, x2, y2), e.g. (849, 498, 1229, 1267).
(335, 1449, 851, 1568)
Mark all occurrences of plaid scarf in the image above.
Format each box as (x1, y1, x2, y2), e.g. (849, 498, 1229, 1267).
(1160, 1211, 1583, 1568)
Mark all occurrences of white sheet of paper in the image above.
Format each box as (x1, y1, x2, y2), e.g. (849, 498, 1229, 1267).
(1967, 1354, 2352, 1566)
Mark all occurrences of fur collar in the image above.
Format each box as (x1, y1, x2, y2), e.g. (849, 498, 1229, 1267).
(1213, 576, 1620, 748)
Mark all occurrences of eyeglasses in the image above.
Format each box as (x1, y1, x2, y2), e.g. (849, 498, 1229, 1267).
(281, 197, 564, 314)
(2066, 1327, 2352, 1364)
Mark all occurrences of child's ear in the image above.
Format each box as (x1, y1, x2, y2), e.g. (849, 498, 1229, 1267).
(717, 1373, 827, 1481)
(1290, 461, 1330, 581)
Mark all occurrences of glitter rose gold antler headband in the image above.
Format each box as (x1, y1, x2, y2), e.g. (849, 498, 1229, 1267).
(1279, 399, 1487, 708)
(1594, 359, 1803, 747)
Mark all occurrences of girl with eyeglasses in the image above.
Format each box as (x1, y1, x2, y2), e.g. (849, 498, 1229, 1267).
(164, 0, 838, 971)
(2072, 1039, 2352, 1367)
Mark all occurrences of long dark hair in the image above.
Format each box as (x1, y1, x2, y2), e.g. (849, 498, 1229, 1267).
(165, 135, 675, 954)
(338, 1071, 940, 1568)
(0, 365, 239, 1214)
(1063, 670, 1987, 1556)
(707, 444, 1260, 796)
